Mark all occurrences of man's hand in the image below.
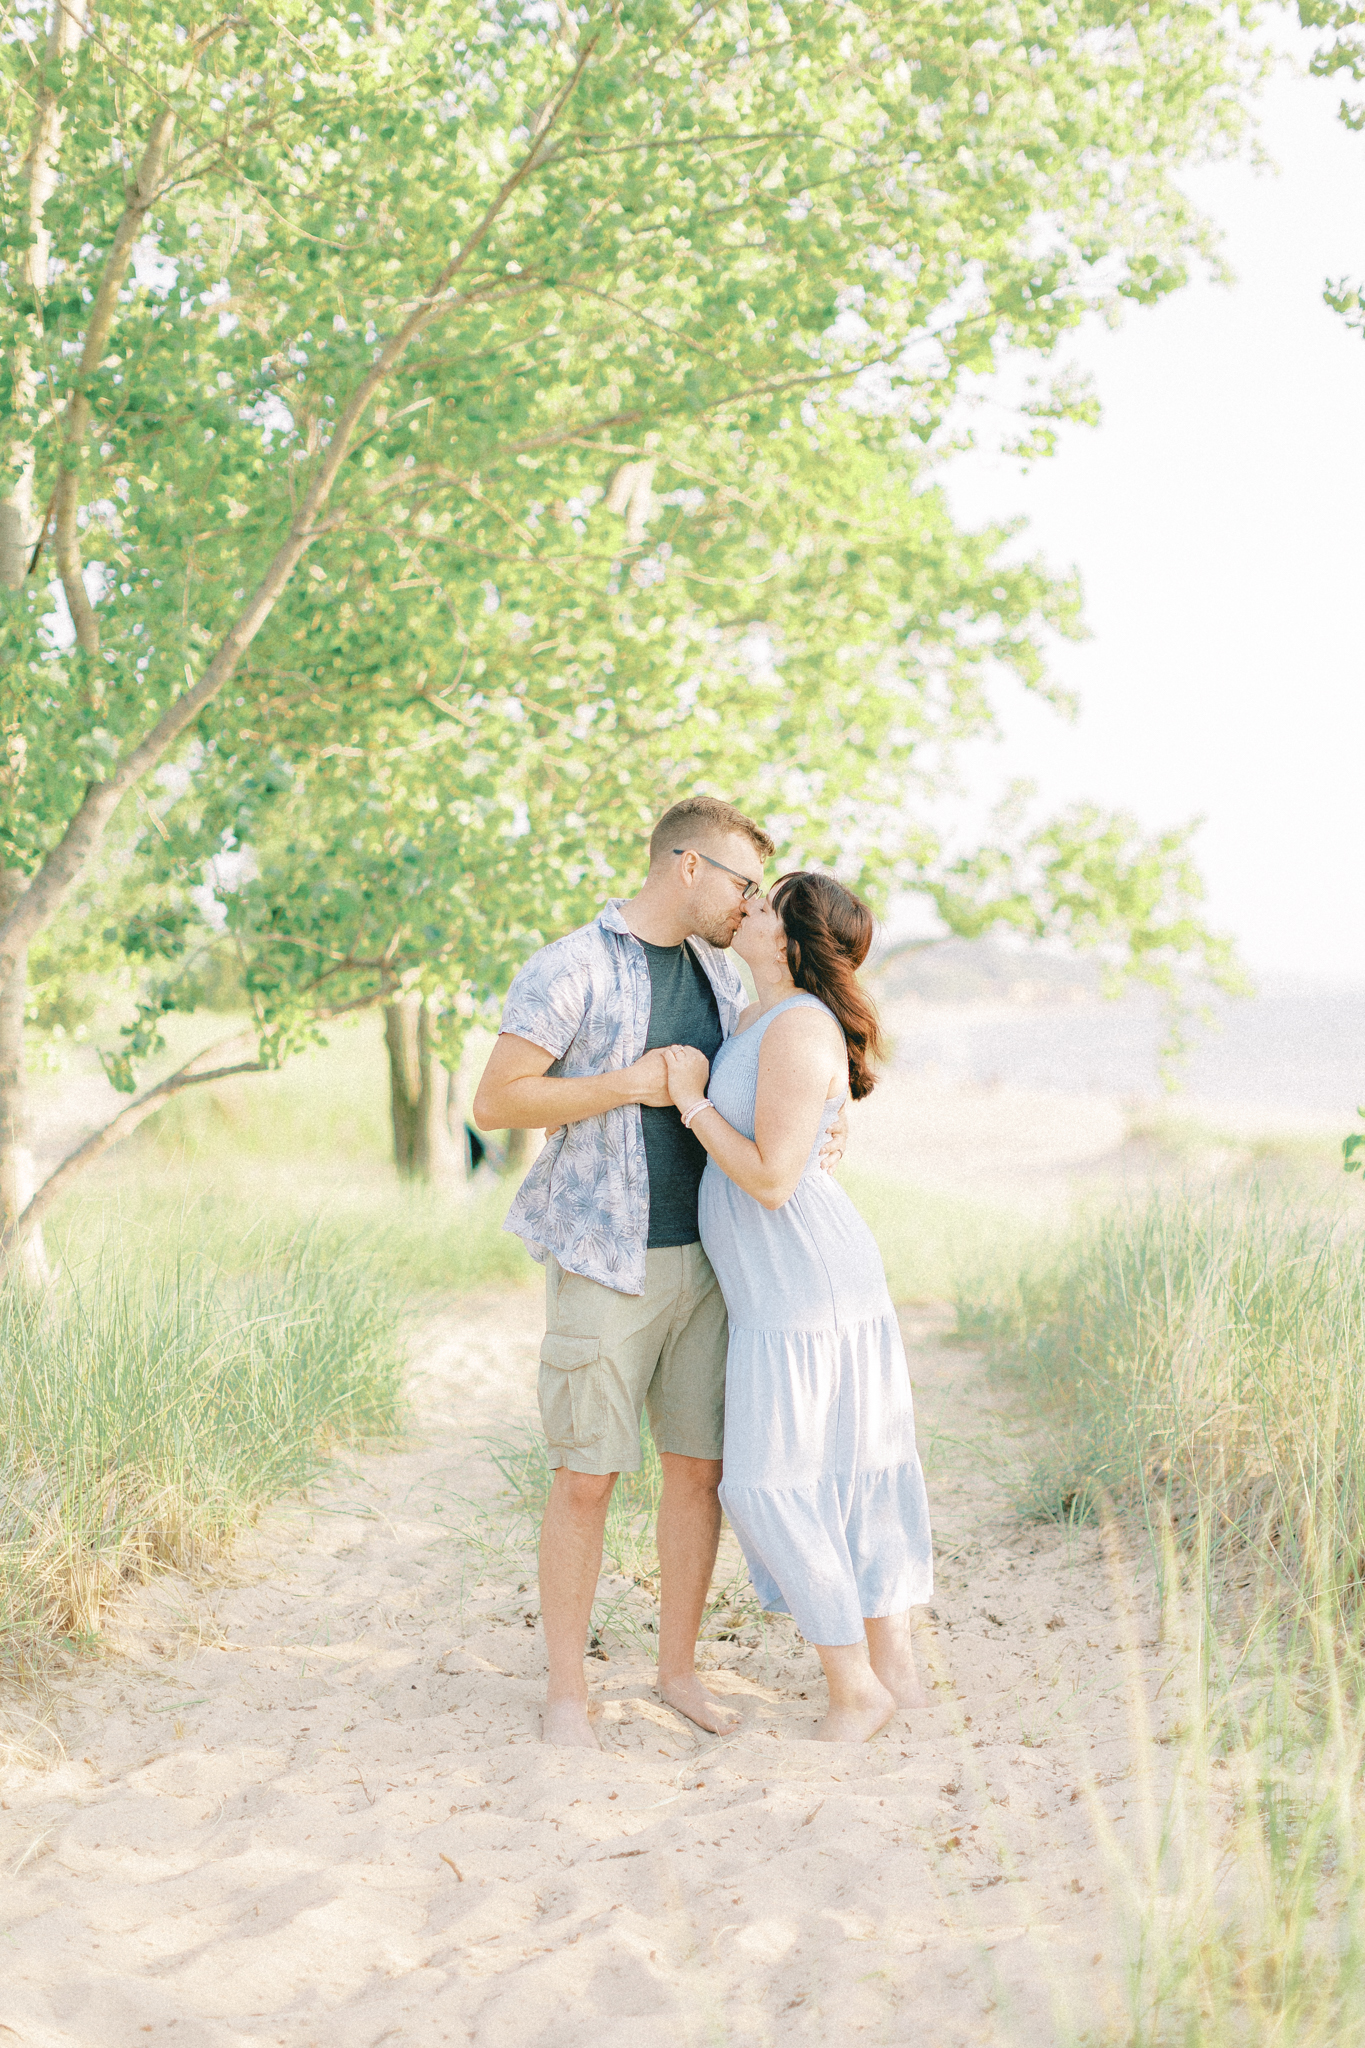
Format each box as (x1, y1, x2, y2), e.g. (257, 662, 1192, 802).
(475, 1032, 672, 1131)
(819, 1100, 850, 1173)
(622, 1048, 673, 1108)
(544, 1050, 683, 1134)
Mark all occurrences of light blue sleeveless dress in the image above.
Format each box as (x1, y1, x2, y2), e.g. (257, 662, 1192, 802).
(700, 993, 933, 1646)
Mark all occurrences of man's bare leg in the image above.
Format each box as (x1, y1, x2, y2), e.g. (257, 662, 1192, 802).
(864, 1611, 929, 1709)
(539, 1466, 617, 1747)
(655, 1453, 740, 1735)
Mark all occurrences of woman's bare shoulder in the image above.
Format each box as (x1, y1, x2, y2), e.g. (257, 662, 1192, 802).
(760, 1001, 845, 1058)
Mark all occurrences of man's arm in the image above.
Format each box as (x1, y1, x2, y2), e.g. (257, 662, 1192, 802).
(472, 1032, 674, 1132)
(820, 1100, 849, 1172)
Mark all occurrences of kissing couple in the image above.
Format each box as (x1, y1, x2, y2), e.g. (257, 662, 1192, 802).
(473, 796, 933, 1745)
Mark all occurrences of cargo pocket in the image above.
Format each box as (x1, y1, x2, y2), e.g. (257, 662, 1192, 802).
(538, 1333, 606, 1451)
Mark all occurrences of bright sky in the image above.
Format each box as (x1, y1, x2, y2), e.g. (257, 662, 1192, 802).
(934, 26, 1365, 986)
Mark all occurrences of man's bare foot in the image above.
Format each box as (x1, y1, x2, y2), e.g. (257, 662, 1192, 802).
(659, 1672, 741, 1735)
(542, 1697, 601, 1748)
(813, 1676, 896, 1744)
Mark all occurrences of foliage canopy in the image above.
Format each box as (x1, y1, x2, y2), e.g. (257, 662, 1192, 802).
(0, 0, 1260, 1227)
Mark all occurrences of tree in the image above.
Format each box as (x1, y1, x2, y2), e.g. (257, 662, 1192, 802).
(1, 0, 1262, 1250)
(21, 406, 1242, 1225)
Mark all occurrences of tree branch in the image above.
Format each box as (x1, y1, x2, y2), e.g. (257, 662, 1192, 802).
(0, 27, 599, 987)
(9, 1033, 263, 1246)
(8, 964, 402, 1245)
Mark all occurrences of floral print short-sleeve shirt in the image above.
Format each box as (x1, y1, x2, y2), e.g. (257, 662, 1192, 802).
(500, 900, 746, 1294)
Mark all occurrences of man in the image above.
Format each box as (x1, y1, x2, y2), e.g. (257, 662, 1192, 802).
(473, 796, 845, 1747)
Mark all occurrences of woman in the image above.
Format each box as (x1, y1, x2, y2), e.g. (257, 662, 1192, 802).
(661, 872, 933, 1742)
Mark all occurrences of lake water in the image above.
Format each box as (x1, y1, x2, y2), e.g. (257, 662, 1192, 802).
(884, 982, 1365, 1123)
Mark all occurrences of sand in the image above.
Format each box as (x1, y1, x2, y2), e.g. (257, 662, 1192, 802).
(0, 1280, 1185, 2048)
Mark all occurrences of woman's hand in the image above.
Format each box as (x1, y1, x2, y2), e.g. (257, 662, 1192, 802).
(661, 1044, 710, 1114)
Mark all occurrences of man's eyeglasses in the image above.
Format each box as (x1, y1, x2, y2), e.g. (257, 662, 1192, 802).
(673, 848, 762, 901)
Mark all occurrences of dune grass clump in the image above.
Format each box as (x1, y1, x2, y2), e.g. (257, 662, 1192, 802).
(957, 1191, 1365, 1552)
(0, 1242, 403, 1662)
(959, 1188, 1365, 2045)
(463, 1419, 765, 1656)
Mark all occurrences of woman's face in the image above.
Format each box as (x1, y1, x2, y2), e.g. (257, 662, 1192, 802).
(734, 892, 790, 977)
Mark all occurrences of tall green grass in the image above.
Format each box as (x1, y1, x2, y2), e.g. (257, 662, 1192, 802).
(5, 1016, 512, 1682)
(0, 1241, 402, 1662)
(466, 1419, 668, 1650)
(960, 1188, 1365, 2045)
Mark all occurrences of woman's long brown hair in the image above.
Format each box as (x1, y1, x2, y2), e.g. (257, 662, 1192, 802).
(769, 871, 884, 1100)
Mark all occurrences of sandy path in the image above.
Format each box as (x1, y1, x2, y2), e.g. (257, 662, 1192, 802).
(1, 1288, 1175, 2048)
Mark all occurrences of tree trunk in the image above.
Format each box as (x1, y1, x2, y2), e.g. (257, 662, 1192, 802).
(0, 872, 49, 1282)
(501, 1127, 530, 1176)
(384, 996, 458, 1184)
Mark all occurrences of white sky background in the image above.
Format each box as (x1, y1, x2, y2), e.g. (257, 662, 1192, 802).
(922, 24, 1365, 986)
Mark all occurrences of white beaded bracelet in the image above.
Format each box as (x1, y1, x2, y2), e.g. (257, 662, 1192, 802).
(680, 1098, 717, 1132)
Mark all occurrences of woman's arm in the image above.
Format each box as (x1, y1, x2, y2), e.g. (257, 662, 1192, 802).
(663, 1009, 845, 1211)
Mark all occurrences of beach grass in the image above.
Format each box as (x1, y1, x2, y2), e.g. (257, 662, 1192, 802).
(462, 1418, 669, 1653)
(4, 1018, 526, 1676)
(460, 1412, 772, 1659)
(0, 1237, 403, 1667)
(959, 1185, 1365, 2044)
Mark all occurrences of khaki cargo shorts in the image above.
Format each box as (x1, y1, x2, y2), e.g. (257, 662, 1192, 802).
(539, 1243, 729, 1475)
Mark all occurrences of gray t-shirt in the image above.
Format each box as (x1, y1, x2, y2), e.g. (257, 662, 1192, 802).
(639, 939, 724, 1248)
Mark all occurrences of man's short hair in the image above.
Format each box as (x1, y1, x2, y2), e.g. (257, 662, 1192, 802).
(649, 796, 775, 870)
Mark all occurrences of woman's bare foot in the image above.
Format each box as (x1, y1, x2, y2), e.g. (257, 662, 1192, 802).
(869, 1647, 929, 1709)
(659, 1672, 741, 1735)
(542, 1697, 601, 1748)
(813, 1676, 896, 1743)
(865, 1613, 930, 1709)
(811, 1638, 898, 1742)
